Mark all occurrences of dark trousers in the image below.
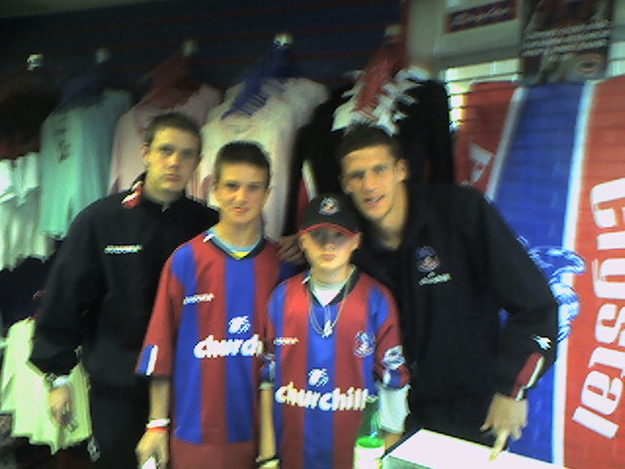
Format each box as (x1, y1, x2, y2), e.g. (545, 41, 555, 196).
(406, 392, 496, 447)
(89, 381, 149, 469)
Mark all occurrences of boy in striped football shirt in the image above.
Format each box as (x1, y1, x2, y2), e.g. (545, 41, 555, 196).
(136, 142, 284, 469)
(259, 193, 410, 469)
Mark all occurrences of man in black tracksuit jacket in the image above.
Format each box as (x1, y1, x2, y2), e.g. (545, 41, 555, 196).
(338, 125, 558, 459)
(30, 113, 219, 469)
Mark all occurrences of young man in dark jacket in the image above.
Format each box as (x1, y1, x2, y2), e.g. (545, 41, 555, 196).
(30, 112, 219, 469)
(337, 125, 558, 459)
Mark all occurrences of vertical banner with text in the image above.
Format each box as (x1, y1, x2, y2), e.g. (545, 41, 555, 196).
(454, 76, 625, 468)
(564, 76, 625, 469)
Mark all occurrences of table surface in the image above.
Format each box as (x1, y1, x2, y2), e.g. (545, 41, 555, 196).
(382, 430, 567, 469)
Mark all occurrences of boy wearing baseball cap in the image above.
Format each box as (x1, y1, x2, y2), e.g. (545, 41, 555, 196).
(258, 193, 410, 469)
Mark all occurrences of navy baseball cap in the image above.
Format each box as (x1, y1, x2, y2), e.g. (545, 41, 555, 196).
(299, 193, 360, 237)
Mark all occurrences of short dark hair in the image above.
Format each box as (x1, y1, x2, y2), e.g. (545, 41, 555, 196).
(336, 124, 403, 162)
(143, 112, 202, 150)
(213, 141, 271, 187)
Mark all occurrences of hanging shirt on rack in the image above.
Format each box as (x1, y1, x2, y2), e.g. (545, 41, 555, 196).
(0, 152, 52, 270)
(38, 89, 132, 239)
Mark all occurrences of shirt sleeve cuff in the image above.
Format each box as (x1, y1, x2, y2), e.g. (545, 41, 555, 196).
(376, 382, 409, 434)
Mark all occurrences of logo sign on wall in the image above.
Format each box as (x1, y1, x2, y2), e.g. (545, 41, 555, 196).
(445, 0, 517, 32)
(455, 76, 625, 469)
(521, 0, 614, 84)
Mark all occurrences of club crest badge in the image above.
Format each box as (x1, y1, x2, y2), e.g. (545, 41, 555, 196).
(416, 246, 440, 273)
(354, 331, 375, 357)
(319, 197, 339, 215)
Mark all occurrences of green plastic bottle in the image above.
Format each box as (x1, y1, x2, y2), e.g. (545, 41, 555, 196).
(353, 396, 385, 468)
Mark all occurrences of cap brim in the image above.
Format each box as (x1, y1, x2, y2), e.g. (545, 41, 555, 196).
(299, 223, 359, 238)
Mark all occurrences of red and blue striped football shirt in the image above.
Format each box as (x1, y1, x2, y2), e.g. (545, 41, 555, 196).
(137, 232, 280, 446)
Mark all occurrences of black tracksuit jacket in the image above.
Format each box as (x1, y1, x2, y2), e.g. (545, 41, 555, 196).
(354, 183, 558, 405)
(30, 180, 218, 387)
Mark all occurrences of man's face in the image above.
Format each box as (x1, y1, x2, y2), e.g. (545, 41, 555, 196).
(213, 162, 270, 227)
(299, 227, 360, 274)
(341, 144, 407, 225)
(142, 127, 201, 202)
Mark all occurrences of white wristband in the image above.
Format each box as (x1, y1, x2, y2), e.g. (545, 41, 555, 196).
(53, 375, 70, 388)
(146, 418, 171, 429)
(45, 374, 70, 389)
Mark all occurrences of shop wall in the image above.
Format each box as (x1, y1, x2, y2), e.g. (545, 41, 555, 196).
(0, 0, 402, 91)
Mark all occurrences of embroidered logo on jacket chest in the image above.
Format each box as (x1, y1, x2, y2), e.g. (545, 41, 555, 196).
(415, 246, 452, 286)
(103, 244, 143, 254)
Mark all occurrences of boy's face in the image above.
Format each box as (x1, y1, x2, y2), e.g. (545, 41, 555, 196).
(299, 227, 360, 273)
(341, 144, 407, 226)
(213, 162, 270, 227)
(142, 127, 201, 202)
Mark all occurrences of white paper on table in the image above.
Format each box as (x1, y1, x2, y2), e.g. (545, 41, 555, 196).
(384, 430, 568, 469)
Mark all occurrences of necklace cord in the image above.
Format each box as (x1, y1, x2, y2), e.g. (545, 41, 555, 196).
(308, 267, 354, 338)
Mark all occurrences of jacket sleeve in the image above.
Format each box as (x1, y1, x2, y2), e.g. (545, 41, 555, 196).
(468, 187, 558, 400)
(30, 208, 105, 375)
(136, 254, 181, 378)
